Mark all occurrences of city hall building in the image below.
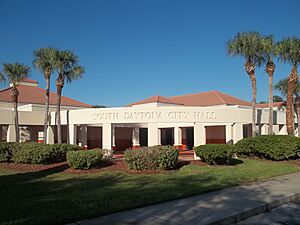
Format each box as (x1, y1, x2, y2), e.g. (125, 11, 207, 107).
(0, 79, 290, 156)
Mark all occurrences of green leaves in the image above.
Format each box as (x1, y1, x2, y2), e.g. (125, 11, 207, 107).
(33, 47, 56, 76)
(0, 62, 30, 85)
(33, 47, 85, 83)
(227, 31, 265, 66)
(277, 37, 300, 68)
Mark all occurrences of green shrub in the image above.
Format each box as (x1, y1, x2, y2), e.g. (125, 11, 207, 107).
(194, 144, 235, 165)
(124, 146, 179, 170)
(158, 146, 179, 169)
(0, 142, 16, 162)
(11, 143, 82, 164)
(235, 135, 300, 161)
(67, 149, 103, 169)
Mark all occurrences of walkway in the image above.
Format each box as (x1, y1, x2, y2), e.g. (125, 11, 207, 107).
(67, 172, 300, 225)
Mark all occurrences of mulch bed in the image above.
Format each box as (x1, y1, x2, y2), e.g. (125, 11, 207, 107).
(282, 159, 300, 167)
(0, 162, 67, 173)
(0, 159, 210, 175)
(5, 158, 297, 175)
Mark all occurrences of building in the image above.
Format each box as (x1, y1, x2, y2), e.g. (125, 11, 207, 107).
(0, 81, 291, 156)
(0, 79, 92, 142)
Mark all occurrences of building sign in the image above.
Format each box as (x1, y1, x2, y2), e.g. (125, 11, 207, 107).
(91, 110, 216, 122)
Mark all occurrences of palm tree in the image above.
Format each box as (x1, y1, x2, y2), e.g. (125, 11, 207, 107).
(261, 35, 277, 134)
(277, 38, 300, 135)
(274, 78, 300, 137)
(0, 63, 30, 142)
(227, 32, 264, 137)
(33, 47, 56, 143)
(53, 50, 85, 143)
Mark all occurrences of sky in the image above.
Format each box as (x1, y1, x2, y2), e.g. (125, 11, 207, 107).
(0, 0, 299, 106)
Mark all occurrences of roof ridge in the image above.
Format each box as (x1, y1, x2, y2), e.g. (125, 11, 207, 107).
(213, 90, 227, 104)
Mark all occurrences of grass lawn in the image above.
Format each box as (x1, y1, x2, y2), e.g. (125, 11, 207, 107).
(0, 159, 299, 225)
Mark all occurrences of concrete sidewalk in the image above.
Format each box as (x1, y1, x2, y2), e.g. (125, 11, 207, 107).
(68, 172, 300, 225)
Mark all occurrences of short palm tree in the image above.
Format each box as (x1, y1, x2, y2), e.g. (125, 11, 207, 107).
(261, 35, 277, 134)
(227, 32, 264, 137)
(53, 50, 85, 143)
(274, 78, 300, 137)
(277, 38, 300, 135)
(0, 63, 30, 142)
(33, 47, 56, 143)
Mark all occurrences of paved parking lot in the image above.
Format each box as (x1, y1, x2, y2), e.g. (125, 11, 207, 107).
(236, 199, 300, 225)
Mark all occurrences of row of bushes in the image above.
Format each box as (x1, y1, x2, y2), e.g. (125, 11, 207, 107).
(195, 135, 300, 165)
(0, 142, 82, 164)
(124, 146, 179, 170)
(0, 142, 108, 170)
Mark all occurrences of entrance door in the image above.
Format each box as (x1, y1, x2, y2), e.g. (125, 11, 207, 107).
(139, 128, 148, 147)
(161, 128, 174, 146)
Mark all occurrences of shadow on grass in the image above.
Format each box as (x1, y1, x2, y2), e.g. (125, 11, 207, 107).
(229, 158, 244, 165)
(0, 159, 298, 225)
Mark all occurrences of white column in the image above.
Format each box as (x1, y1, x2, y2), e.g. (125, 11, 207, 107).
(273, 125, 280, 135)
(148, 123, 160, 146)
(233, 123, 243, 144)
(68, 124, 76, 145)
(226, 124, 233, 144)
(102, 123, 113, 156)
(132, 127, 140, 148)
(174, 126, 182, 147)
(46, 126, 54, 144)
(112, 125, 116, 149)
(7, 125, 16, 142)
(279, 125, 287, 135)
(79, 125, 87, 147)
(0, 125, 2, 142)
(261, 124, 268, 135)
(194, 123, 206, 146)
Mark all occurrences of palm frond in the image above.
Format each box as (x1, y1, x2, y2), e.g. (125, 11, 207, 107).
(52, 49, 84, 83)
(227, 31, 264, 66)
(1, 62, 30, 84)
(274, 78, 300, 97)
(0, 71, 5, 83)
(33, 47, 57, 73)
(277, 38, 300, 68)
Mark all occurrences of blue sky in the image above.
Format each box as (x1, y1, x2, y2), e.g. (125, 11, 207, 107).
(0, 0, 299, 106)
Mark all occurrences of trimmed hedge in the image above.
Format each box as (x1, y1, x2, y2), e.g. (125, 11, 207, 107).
(0, 142, 82, 164)
(124, 146, 179, 170)
(0, 142, 15, 162)
(235, 135, 300, 161)
(158, 145, 179, 169)
(67, 149, 103, 170)
(194, 144, 235, 165)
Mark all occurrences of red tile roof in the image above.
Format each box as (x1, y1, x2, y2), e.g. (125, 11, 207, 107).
(257, 102, 286, 108)
(21, 78, 38, 84)
(0, 85, 92, 108)
(129, 90, 252, 107)
(129, 95, 183, 106)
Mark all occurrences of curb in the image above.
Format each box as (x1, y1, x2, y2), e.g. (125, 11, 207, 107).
(208, 192, 300, 225)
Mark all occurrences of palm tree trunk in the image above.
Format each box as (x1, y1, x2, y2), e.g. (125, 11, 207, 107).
(268, 74, 274, 135)
(43, 77, 50, 143)
(56, 77, 64, 144)
(295, 96, 300, 137)
(251, 75, 257, 137)
(11, 86, 20, 142)
(286, 68, 298, 135)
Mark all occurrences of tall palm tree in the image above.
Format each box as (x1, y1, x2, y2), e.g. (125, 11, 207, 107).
(277, 38, 300, 135)
(227, 32, 264, 137)
(33, 47, 56, 143)
(0, 63, 30, 142)
(261, 35, 277, 134)
(53, 50, 85, 143)
(274, 78, 300, 137)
